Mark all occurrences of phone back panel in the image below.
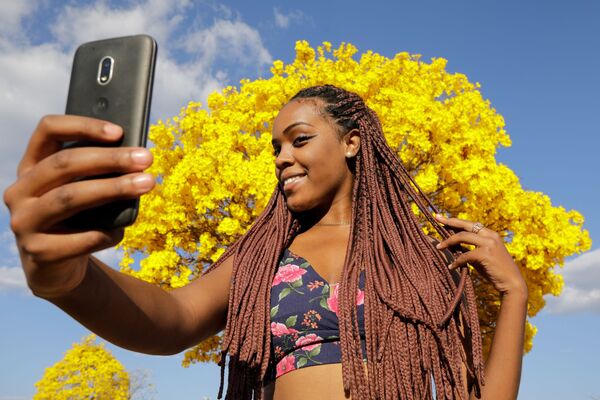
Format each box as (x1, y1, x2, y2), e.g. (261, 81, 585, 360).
(65, 35, 156, 229)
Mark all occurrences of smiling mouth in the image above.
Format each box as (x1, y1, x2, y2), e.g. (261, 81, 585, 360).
(282, 174, 307, 190)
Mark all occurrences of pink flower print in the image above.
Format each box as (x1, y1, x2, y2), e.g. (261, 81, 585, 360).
(295, 334, 322, 351)
(327, 283, 340, 313)
(276, 354, 296, 377)
(327, 284, 365, 314)
(272, 264, 307, 286)
(270, 322, 298, 337)
(356, 289, 365, 306)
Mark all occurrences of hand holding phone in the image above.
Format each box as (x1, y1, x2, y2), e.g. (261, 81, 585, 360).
(3, 35, 157, 297)
(64, 34, 157, 229)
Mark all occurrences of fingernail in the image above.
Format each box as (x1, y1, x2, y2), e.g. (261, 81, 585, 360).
(103, 124, 122, 137)
(436, 243, 443, 249)
(131, 149, 152, 165)
(435, 213, 443, 219)
(132, 174, 154, 190)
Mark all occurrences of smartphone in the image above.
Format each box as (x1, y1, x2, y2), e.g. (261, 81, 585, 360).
(63, 34, 157, 230)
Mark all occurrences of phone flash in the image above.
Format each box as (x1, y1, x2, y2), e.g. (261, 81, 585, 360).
(98, 56, 114, 85)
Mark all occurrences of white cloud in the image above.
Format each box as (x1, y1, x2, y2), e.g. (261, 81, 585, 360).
(0, 225, 123, 291)
(182, 19, 272, 68)
(0, 228, 27, 292)
(0, 0, 272, 288)
(274, 7, 291, 29)
(0, 42, 71, 192)
(0, 0, 40, 41)
(50, 0, 190, 51)
(1, 229, 19, 257)
(273, 7, 305, 29)
(0, 0, 272, 203)
(0, 266, 27, 292)
(93, 246, 124, 268)
(545, 248, 600, 314)
(47, 0, 271, 123)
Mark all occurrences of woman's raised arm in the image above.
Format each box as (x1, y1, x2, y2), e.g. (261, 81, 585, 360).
(434, 214, 528, 400)
(4, 115, 233, 355)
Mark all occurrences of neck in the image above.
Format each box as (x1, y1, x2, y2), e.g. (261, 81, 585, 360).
(296, 195, 353, 231)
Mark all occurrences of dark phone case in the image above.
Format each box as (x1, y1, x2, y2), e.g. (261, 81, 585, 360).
(64, 34, 156, 230)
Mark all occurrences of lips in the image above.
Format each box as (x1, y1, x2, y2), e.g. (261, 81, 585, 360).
(281, 173, 307, 190)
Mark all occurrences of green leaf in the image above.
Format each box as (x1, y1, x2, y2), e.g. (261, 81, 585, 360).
(320, 298, 329, 310)
(291, 278, 303, 288)
(284, 257, 294, 264)
(297, 357, 308, 368)
(285, 315, 297, 327)
(279, 288, 291, 301)
(300, 262, 310, 268)
(270, 304, 279, 318)
(309, 345, 321, 357)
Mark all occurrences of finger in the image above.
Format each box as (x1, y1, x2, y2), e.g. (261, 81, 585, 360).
(448, 248, 484, 270)
(14, 146, 153, 198)
(435, 231, 490, 250)
(16, 172, 154, 231)
(20, 229, 124, 264)
(434, 214, 477, 231)
(435, 214, 494, 238)
(18, 115, 123, 177)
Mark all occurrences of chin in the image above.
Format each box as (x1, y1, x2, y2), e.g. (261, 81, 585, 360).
(284, 196, 317, 214)
(284, 201, 307, 213)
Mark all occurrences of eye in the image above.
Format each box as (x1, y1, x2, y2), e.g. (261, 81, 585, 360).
(293, 135, 311, 146)
(272, 135, 312, 156)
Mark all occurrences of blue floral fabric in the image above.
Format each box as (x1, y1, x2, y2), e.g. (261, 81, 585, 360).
(265, 248, 367, 382)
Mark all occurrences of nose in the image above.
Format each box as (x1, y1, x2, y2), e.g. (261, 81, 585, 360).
(274, 145, 294, 171)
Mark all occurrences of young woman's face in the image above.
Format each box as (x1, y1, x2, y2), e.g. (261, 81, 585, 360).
(271, 99, 356, 213)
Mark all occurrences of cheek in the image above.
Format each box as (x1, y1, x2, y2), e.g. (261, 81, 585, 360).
(313, 155, 349, 184)
(301, 160, 350, 203)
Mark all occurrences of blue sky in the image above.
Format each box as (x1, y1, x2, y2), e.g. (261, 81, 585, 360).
(0, 1, 598, 399)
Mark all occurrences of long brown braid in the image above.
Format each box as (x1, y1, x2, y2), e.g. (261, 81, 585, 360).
(203, 85, 484, 399)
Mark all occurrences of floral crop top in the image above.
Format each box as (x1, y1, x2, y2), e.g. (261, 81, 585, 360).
(265, 248, 367, 383)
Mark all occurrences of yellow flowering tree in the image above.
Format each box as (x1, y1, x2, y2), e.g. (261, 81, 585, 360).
(34, 334, 129, 400)
(118, 41, 591, 364)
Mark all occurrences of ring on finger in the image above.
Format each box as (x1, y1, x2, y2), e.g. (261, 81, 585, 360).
(472, 222, 485, 234)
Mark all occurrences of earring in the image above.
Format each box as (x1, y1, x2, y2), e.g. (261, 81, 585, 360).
(346, 152, 353, 158)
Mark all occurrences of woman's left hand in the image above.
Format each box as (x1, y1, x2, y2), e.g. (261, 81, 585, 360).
(434, 214, 527, 297)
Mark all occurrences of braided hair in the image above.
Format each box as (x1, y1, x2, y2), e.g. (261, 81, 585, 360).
(204, 85, 484, 399)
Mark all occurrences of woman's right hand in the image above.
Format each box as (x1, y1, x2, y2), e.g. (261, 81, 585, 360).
(3, 115, 155, 297)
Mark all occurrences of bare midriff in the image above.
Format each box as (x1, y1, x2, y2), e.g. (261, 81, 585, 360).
(262, 361, 369, 400)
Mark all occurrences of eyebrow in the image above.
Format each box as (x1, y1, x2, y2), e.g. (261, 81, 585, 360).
(271, 122, 314, 145)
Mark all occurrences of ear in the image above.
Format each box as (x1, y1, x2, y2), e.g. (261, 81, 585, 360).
(343, 129, 360, 158)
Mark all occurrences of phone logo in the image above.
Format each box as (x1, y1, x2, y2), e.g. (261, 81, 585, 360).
(93, 97, 109, 115)
(97, 56, 114, 85)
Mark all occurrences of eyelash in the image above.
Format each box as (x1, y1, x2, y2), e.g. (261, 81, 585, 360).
(273, 135, 311, 156)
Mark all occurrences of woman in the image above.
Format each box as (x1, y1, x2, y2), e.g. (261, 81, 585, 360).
(4, 85, 527, 399)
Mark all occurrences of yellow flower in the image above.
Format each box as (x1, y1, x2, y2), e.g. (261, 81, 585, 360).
(115, 40, 591, 365)
(34, 334, 129, 399)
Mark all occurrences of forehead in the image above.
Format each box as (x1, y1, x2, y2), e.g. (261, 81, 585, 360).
(272, 99, 327, 136)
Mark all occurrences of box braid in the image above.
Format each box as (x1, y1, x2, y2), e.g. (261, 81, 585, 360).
(203, 84, 484, 399)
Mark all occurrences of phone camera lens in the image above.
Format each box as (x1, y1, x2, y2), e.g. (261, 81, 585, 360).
(97, 56, 114, 85)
